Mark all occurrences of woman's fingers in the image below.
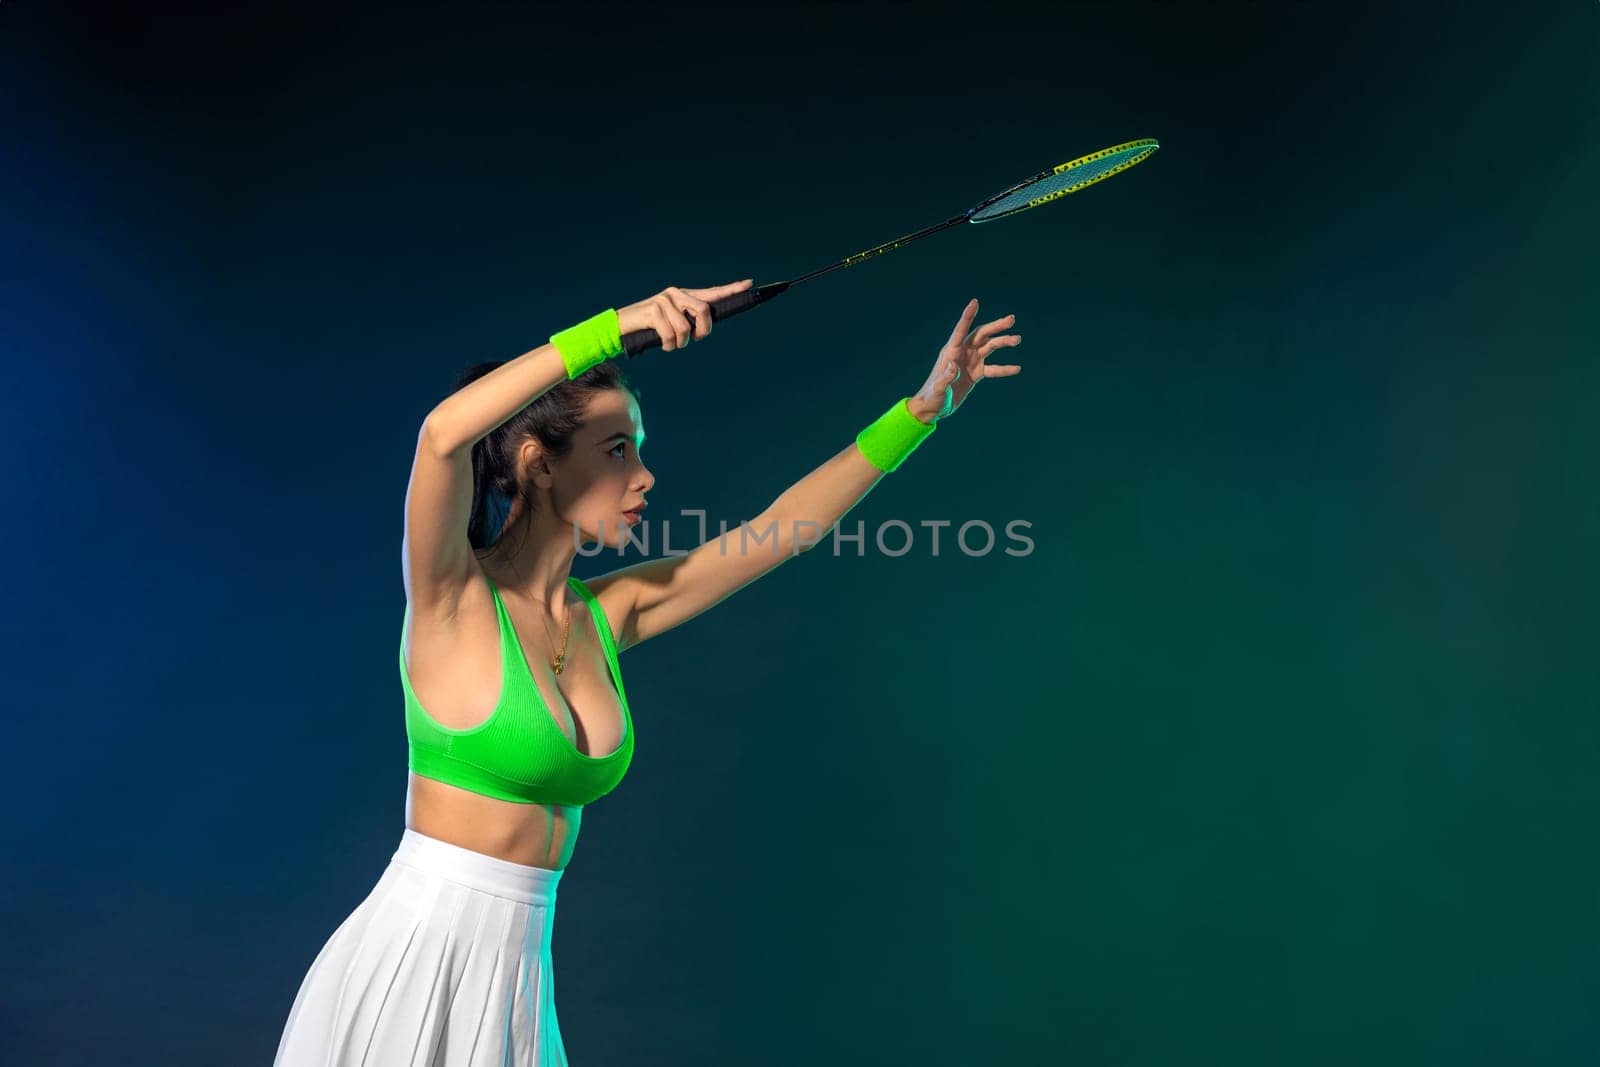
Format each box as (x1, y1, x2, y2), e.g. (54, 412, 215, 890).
(662, 288, 698, 347)
(669, 294, 696, 347)
(688, 297, 713, 339)
(971, 314, 1016, 345)
(653, 299, 691, 351)
(684, 278, 754, 301)
(979, 335, 1022, 357)
(667, 289, 711, 341)
(674, 279, 753, 339)
(946, 298, 980, 346)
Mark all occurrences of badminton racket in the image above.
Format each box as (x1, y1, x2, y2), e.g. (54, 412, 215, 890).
(620, 137, 1159, 356)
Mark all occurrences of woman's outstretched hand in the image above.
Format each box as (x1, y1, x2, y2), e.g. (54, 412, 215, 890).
(616, 280, 754, 352)
(907, 298, 1023, 424)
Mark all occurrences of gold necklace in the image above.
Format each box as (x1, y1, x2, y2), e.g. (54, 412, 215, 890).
(547, 610, 573, 674)
(522, 591, 573, 674)
(493, 567, 573, 673)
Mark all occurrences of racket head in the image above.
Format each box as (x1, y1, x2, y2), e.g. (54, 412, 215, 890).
(968, 138, 1159, 223)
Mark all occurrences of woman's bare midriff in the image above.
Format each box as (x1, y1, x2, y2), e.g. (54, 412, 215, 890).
(406, 772, 583, 872)
(402, 567, 628, 873)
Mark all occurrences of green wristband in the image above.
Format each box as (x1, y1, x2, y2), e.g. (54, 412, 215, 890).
(855, 397, 936, 473)
(550, 308, 624, 379)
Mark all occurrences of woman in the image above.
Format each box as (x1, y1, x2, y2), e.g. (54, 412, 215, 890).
(273, 278, 1023, 1065)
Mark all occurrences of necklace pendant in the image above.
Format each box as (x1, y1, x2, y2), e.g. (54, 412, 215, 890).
(552, 653, 565, 673)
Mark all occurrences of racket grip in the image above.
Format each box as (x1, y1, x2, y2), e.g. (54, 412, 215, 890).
(620, 281, 789, 358)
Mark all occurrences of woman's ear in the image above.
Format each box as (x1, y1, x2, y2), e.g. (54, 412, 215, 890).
(519, 438, 555, 489)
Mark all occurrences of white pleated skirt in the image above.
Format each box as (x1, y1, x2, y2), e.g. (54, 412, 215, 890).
(274, 828, 568, 1067)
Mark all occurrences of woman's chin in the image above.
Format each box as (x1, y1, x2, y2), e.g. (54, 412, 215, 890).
(587, 520, 628, 548)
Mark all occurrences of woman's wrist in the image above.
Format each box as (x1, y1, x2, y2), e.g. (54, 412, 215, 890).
(856, 396, 938, 473)
(549, 308, 624, 379)
(905, 397, 942, 425)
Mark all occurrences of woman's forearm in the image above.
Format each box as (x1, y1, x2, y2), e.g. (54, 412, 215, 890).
(423, 342, 570, 454)
(768, 399, 938, 552)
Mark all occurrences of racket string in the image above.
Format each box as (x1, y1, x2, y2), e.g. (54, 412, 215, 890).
(970, 140, 1158, 223)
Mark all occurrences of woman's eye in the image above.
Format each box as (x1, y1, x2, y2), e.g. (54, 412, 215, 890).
(609, 443, 627, 458)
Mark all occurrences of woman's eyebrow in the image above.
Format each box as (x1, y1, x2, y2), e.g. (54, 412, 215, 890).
(599, 431, 647, 446)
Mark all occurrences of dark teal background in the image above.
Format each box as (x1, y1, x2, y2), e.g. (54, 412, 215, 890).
(3, 1, 1597, 1063)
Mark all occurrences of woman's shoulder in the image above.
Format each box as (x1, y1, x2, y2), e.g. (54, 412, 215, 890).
(569, 571, 632, 654)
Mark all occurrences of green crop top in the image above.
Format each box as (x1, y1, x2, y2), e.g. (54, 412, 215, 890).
(401, 574, 634, 807)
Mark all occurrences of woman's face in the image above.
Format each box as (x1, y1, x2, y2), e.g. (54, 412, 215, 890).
(550, 388, 654, 548)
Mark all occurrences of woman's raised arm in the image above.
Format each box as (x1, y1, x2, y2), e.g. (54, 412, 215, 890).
(589, 297, 1023, 652)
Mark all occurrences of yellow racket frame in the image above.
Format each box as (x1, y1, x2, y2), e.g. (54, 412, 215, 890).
(971, 137, 1161, 223)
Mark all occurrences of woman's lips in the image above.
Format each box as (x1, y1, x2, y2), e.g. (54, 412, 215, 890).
(623, 509, 643, 524)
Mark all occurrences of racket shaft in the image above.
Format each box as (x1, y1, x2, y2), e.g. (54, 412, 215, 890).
(834, 214, 968, 273)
